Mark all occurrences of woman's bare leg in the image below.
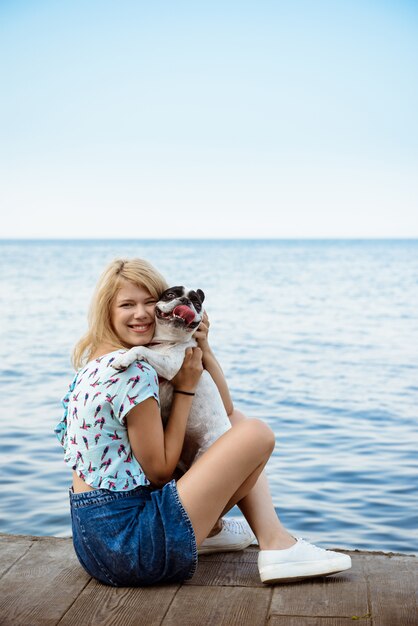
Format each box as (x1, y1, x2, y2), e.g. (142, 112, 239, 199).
(228, 409, 296, 550)
(176, 418, 275, 546)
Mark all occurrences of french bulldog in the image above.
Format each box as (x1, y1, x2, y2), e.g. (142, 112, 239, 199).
(111, 286, 231, 469)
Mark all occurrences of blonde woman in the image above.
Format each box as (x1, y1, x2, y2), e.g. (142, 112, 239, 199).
(55, 258, 351, 586)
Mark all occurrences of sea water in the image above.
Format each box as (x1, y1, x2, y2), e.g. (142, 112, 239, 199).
(0, 239, 416, 554)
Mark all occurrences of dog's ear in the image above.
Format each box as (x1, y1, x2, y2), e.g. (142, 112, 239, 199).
(196, 289, 205, 303)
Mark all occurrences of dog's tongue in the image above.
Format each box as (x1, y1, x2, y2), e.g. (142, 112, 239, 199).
(173, 305, 195, 325)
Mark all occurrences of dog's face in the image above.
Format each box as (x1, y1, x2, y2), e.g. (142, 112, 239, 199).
(153, 286, 205, 342)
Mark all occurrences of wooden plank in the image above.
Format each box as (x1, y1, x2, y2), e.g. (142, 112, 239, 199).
(0, 537, 415, 626)
(268, 618, 371, 626)
(58, 579, 180, 626)
(188, 558, 264, 587)
(198, 547, 259, 564)
(363, 554, 418, 626)
(162, 585, 272, 626)
(270, 554, 369, 618)
(0, 537, 90, 626)
(0, 534, 34, 578)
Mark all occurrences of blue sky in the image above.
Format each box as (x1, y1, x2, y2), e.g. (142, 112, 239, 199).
(1, 0, 417, 238)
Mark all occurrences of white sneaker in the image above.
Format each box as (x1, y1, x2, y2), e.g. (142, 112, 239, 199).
(258, 537, 352, 584)
(198, 518, 256, 555)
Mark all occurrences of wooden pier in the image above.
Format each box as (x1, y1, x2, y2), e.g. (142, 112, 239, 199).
(0, 534, 416, 625)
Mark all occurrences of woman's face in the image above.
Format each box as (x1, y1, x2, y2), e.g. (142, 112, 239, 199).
(111, 280, 157, 348)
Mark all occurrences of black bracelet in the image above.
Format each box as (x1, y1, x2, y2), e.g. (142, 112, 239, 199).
(173, 389, 195, 396)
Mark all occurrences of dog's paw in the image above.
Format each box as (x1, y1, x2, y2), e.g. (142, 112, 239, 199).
(111, 354, 135, 370)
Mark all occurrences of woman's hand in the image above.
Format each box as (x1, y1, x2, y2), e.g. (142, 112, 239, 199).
(171, 347, 203, 393)
(193, 311, 211, 354)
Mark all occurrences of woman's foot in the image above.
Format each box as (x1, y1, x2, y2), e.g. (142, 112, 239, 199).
(258, 538, 352, 584)
(198, 518, 255, 555)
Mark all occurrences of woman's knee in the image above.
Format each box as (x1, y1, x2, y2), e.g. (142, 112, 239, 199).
(229, 411, 274, 447)
(236, 418, 275, 455)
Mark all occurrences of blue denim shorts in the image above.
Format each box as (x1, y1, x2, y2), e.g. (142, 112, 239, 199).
(69, 479, 197, 587)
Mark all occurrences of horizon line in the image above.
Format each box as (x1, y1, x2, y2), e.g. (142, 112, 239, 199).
(1, 237, 417, 243)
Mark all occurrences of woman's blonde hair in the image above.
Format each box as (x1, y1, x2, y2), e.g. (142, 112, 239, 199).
(72, 258, 169, 370)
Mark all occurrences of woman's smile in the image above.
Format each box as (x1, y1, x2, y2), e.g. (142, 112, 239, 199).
(128, 322, 154, 334)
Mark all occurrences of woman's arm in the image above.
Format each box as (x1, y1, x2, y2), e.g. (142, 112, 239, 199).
(194, 312, 234, 416)
(126, 347, 203, 487)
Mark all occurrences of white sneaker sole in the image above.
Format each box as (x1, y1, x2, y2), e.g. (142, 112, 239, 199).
(259, 555, 352, 584)
(198, 537, 254, 555)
